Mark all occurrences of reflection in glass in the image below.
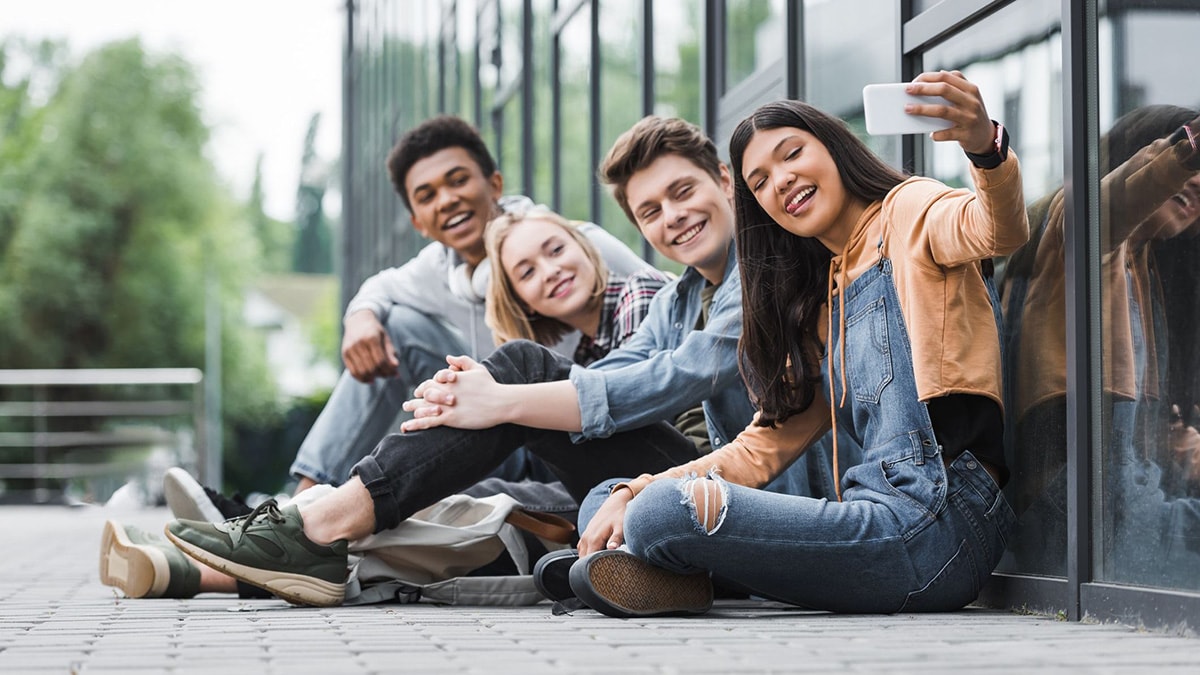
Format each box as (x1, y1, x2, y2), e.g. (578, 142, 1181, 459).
(531, 0, 554, 204)
(557, 9, 592, 222)
(923, 0, 1064, 577)
(724, 0, 784, 90)
(498, 0, 523, 193)
(598, 0, 644, 251)
(653, 0, 702, 125)
(455, 0, 476, 119)
(803, 0, 899, 166)
(1095, 5, 1200, 592)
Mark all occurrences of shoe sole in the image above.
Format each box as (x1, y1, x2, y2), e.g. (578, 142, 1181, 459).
(163, 527, 343, 607)
(163, 468, 225, 523)
(569, 550, 712, 618)
(532, 549, 578, 602)
(99, 520, 170, 599)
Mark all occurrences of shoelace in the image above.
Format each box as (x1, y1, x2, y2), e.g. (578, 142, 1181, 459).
(231, 498, 285, 535)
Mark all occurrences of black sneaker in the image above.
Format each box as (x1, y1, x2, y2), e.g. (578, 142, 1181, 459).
(533, 549, 578, 602)
(163, 467, 252, 522)
(568, 550, 713, 618)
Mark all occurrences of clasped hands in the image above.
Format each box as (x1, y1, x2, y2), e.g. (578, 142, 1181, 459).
(400, 355, 512, 432)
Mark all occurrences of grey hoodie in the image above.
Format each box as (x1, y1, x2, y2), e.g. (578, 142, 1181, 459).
(343, 196, 652, 359)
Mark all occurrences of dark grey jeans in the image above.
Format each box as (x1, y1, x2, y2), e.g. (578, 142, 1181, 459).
(352, 339, 701, 532)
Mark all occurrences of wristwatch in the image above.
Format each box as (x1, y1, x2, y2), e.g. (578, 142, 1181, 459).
(965, 120, 1009, 170)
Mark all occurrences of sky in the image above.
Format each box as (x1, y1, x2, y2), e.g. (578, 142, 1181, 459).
(3, 0, 344, 221)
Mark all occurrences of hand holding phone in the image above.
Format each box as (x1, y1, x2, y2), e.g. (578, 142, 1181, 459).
(862, 82, 954, 136)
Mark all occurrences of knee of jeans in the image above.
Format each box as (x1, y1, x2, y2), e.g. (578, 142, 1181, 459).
(384, 305, 461, 351)
(680, 473, 728, 535)
(577, 479, 628, 532)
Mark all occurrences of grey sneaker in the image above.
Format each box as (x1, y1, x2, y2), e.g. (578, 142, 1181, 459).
(99, 520, 200, 599)
(568, 549, 712, 618)
(164, 499, 347, 607)
(163, 467, 251, 523)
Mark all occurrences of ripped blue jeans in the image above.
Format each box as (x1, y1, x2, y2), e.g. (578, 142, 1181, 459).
(579, 257, 1015, 613)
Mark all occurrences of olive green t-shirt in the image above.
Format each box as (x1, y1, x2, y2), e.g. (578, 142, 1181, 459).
(672, 282, 718, 455)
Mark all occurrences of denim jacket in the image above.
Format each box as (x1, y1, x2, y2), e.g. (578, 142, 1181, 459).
(568, 245, 754, 451)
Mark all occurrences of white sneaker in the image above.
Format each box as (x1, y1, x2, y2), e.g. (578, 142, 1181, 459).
(162, 467, 226, 523)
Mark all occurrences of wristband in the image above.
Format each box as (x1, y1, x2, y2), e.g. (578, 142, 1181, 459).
(1170, 124, 1200, 170)
(965, 120, 1009, 170)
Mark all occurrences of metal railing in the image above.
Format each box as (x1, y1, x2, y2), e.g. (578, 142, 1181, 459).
(0, 369, 207, 504)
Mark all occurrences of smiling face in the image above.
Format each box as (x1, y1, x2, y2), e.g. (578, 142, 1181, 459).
(1140, 174, 1200, 240)
(497, 216, 600, 330)
(404, 146, 504, 266)
(624, 153, 735, 284)
(740, 125, 868, 252)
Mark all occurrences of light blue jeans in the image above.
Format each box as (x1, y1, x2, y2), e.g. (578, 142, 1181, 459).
(289, 305, 555, 490)
(596, 257, 1015, 613)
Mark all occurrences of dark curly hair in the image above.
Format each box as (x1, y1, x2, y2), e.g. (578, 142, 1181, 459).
(385, 115, 497, 212)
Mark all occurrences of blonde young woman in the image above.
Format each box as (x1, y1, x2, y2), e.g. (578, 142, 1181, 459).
(484, 207, 671, 366)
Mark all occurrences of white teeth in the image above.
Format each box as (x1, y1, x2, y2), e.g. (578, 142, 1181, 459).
(444, 213, 470, 228)
(789, 187, 815, 208)
(674, 223, 703, 245)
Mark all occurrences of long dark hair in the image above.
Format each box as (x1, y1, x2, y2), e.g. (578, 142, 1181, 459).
(729, 100, 908, 426)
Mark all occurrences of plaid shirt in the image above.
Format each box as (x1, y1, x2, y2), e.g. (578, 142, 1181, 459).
(573, 269, 671, 366)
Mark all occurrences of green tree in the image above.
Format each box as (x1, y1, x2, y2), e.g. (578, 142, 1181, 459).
(0, 38, 278, 477)
(248, 154, 294, 274)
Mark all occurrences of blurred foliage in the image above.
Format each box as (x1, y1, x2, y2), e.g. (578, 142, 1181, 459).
(248, 153, 295, 274)
(0, 37, 289, 480)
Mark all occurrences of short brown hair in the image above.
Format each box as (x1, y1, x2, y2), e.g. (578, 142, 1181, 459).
(598, 115, 723, 224)
(484, 207, 608, 347)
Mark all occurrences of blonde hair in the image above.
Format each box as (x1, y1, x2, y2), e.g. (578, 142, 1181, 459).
(485, 207, 609, 346)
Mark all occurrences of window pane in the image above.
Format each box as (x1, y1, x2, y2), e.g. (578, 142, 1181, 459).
(1095, 3, 1200, 592)
(923, 0, 1064, 578)
(456, 0, 476, 120)
(531, 0, 554, 204)
(557, 9, 592, 221)
(498, 0, 523, 194)
(653, 0, 703, 124)
(724, 0, 785, 90)
(478, 0, 500, 153)
(803, 0, 900, 166)
(598, 0, 645, 253)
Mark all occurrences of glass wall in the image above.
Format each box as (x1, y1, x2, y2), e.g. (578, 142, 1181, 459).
(923, 0, 1065, 579)
(723, 0, 785, 89)
(1095, 2, 1200, 593)
(555, 7, 593, 222)
(598, 0, 644, 253)
(343, 0, 1200, 630)
(803, 0, 900, 166)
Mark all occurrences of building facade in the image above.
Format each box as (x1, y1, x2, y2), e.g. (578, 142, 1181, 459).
(340, 0, 1200, 630)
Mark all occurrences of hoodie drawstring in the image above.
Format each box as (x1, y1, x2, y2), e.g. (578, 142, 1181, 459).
(826, 260, 848, 502)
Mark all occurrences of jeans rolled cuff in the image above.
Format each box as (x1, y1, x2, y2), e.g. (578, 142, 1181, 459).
(351, 456, 402, 533)
(289, 460, 335, 486)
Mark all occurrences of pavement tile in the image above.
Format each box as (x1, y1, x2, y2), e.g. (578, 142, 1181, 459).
(5, 505, 1200, 673)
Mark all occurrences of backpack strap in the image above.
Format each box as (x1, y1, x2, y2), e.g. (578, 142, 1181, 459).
(504, 509, 576, 544)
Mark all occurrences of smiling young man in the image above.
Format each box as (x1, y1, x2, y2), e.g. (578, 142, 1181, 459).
(163, 116, 835, 607)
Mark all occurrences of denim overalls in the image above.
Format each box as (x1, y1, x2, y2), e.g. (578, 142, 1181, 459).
(623, 249, 1016, 613)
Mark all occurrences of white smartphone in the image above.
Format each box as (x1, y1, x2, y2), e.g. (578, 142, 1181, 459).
(862, 83, 954, 136)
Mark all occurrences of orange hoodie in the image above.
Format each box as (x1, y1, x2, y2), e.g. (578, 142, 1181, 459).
(621, 152, 1029, 497)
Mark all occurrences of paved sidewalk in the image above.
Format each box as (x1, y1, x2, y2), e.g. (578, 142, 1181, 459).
(3, 505, 1200, 674)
